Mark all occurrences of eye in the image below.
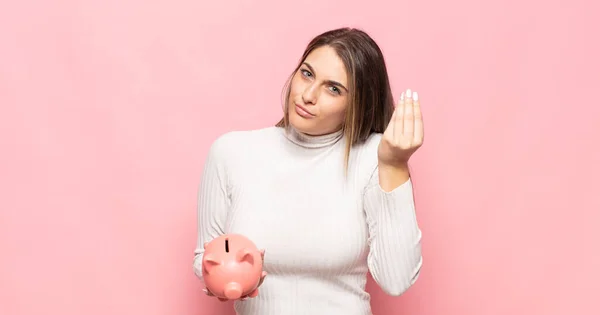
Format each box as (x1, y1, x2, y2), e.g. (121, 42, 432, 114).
(329, 86, 341, 95)
(301, 69, 313, 78)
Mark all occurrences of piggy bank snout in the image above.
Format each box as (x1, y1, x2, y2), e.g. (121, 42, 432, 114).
(224, 282, 243, 300)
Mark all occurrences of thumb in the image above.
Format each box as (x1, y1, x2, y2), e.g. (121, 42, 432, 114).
(203, 288, 214, 296)
(257, 271, 267, 286)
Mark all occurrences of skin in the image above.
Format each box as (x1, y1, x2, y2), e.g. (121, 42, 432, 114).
(204, 45, 425, 301)
(377, 88, 424, 191)
(287, 46, 350, 136)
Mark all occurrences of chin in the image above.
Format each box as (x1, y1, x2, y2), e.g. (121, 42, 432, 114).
(287, 112, 318, 135)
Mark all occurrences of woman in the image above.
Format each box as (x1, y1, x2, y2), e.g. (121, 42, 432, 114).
(193, 27, 424, 315)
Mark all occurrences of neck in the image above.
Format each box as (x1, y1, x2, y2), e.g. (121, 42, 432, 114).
(282, 126, 344, 149)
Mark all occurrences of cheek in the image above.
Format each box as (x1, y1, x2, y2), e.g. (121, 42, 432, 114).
(289, 77, 304, 98)
(321, 99, 348, 120)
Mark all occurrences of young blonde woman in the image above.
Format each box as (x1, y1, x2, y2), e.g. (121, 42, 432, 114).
(194, 27, 424, 315)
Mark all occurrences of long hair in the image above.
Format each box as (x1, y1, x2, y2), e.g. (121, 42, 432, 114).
(276, 28, 395, 169)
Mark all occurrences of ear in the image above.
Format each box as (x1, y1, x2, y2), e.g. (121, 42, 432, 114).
(202, 254, 220, 274)
(236, 248, 254, 265)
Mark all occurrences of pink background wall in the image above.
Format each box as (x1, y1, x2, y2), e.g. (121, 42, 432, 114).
(1, 0, 599, 314)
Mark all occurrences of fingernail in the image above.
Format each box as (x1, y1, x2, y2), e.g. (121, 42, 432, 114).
(413, 91, 418, 101)
(400, 92, 405, 101)
(202, 289, 208, 295)
(406, 89, 412, 98)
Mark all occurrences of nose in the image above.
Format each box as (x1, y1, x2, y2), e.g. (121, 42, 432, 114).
(301, 83, 318, 105)
(224, 282, 243, 300)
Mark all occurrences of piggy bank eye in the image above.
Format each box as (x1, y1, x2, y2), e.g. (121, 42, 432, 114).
(225, 238, 230, 253)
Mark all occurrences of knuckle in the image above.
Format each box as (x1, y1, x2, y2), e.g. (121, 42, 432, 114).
(400, 141, 412, 149)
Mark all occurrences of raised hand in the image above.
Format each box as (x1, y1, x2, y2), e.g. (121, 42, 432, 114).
(378, 89, 424, 167)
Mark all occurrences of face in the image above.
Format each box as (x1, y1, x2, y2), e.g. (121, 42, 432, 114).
(287, 45, 350, 136)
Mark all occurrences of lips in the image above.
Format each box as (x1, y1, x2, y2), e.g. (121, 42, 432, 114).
(295, 103, 315, 117)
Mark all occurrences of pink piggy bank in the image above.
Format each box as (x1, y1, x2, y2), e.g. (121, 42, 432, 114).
(202, 234, 265, 300)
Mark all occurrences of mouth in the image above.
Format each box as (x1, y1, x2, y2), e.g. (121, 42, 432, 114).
(295, 103, 315, 118)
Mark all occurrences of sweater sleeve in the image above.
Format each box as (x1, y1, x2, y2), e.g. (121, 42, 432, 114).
(192, 136, 231, 282)
(363, 166, 423, 296)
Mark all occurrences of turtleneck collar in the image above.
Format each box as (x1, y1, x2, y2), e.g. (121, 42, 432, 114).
(282, 126, 344, 149)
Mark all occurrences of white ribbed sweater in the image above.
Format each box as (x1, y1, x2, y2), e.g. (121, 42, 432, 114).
(193, 126, 422, 315)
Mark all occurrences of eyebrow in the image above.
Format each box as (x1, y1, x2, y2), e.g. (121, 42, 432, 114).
(302, 62, 349, 92)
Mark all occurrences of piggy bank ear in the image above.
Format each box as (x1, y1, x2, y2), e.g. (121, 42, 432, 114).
(236, 248, 255, 265)
(203, 254, 220, 274)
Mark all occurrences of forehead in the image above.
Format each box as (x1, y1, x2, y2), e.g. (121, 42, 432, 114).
(304, 46, 348, 85)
